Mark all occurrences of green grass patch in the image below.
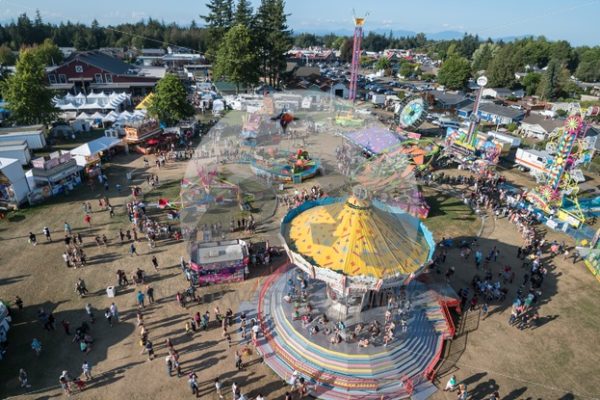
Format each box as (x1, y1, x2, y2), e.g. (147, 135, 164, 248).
(423, 188, 479, 239)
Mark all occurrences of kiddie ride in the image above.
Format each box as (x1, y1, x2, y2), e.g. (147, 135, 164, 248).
(250, 148, 321, 184)
(525, 114, 595, 228)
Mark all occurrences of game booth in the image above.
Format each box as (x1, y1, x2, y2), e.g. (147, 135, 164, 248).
(190, 239, 250, 285)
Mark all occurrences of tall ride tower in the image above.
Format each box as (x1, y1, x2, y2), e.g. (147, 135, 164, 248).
(348, 15, 366, 102)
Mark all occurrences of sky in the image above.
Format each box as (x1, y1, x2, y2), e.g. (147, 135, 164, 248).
(0, 0, 599, 46)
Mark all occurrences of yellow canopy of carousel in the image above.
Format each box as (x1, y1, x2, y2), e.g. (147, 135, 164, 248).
(286, 196, 431, 279)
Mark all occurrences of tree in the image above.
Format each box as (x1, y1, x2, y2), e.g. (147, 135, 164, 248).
(0, 47, 56, 125)
(575, 48, 600, 82)
(254, 0, 292, 86)
(339, 38, 353, 63)
(201, 0, 234, 59)
(213, 24, 259, 93)
(147, 74, 194, 126)
(0, 44, 16, 65)
(538, 59, 561, 100)
(399, 62, 417, 78)
(487, 46, 516, 88)
(33, 38, 63, 66)
(522, 72, 542, 96)
(374, 57, 391, 73)
(437, 55, 471, 90)
(471, 43, 497, 72)
(234, 0, 253, 27)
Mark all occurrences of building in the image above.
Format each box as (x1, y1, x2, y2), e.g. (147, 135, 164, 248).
(0, 125, 47, 150)
(0, 141, 31, 165)
(0, 157, 30, 207)
(426, 90, 473, 110)
(519, 114, 563, 140)
(458, 102, 526, 125)
(47, 51, 160, 95)
(482, 88, 525, 99)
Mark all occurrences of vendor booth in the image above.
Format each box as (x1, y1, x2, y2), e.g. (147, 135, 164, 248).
(190, 239, 249, 285)
(69, 137, 125, 167)
(26, 151, 82, 203)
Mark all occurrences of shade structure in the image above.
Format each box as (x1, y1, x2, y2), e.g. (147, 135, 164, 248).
(283, 195, 434, 283)
(76, 112, 92, 120)
(343, 127, 402, 155)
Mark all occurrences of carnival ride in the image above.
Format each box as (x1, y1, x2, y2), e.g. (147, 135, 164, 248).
(248, 147, 321, 183)
(526, 114, 595, 226)
(394, 96, 428, 131)
(180, 167, 240, 213)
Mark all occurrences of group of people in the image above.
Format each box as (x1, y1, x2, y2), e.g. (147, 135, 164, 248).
(279, 185, 324, 210)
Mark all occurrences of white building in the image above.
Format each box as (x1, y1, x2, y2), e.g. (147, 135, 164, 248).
(0, 141, 32, 165)
(0, 126, 46, 150)
(0, 157, 30, 207)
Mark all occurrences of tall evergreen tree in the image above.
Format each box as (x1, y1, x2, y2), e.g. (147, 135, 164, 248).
(254, 0, 292, 87)
(148, 74, 194, 125)
(538, 59, 562, 100)
(201, 0, 234, 60)
(234, 0, 253, 27)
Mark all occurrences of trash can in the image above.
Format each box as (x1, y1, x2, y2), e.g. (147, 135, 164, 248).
(106, 286, 116, 298)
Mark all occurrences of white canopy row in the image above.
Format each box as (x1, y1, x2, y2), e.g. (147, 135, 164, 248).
(54, 91, 132, 112)
(74, 109, 148, 124)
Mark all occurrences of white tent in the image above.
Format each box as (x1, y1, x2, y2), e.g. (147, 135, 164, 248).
(70, 136, 122, 166)
(59, 103, 79, 111)
(78, 101, 102, 111)
(74, 92, 86, 105)
(89, 112, 105, 120)
(103, 111, 119, 123)
(76, 112, 92, 120)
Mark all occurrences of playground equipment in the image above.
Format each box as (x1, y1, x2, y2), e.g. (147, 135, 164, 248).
(526, 114, 594, 226)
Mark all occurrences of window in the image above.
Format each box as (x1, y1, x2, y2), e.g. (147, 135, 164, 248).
(75, 65, 84, 73)
(105, 74, 113, 83)
(48, 74, 57, 84)
(94, 73, 103, 83)
(58, 74, 67, 83)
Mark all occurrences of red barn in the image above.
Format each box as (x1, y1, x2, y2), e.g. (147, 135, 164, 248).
(47, 51, 159, 95)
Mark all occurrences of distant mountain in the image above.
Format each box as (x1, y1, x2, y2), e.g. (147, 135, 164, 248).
(294, 28, 533, 43)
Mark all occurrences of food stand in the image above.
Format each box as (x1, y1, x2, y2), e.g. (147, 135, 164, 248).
(190, 239, 249, 285)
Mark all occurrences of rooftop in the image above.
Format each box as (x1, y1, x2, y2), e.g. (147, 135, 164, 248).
(66, 51, 135, 75)
(460, 102, 526, 119)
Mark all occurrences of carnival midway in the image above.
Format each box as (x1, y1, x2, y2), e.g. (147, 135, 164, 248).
(2, 3, 600, 400)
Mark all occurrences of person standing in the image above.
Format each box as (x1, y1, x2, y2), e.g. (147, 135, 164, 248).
(31, 338, 42, 356)
(110, 302, 119, 322)
(82, 361, 92, 380)
(137, 290, 145, 308)
(14, 296, 23, 311)
(130, 243, 139, 256)
(188, 371, 199, 397)
(165, 355, 173, 376)
(151, 255, 159, 271)
(64, 222, 72, 235)
(84, 214, 92, 227)
(142, 340, 154, 360)
(18, 368, 31, 388)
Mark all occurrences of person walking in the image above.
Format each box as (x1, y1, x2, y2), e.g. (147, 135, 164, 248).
(130, 243, 139, 256)
(59, 372, 71, 396)
(43, 226, 52, 242)
(142, 339, 154, 360)
(151, 255, 159, 271)
(188, 371, 199, 397)
(136, 290, 145, 308)
(31, 338, 42, 356)
(28, 232, 37, 246)
(14, 296, 23, 311)
(84, 214, 92, 227)
(104, 309, 113, 327)
(82, 361, 92, 380)
(85, 303, 96, 324)
(18, 368, 31, 388)
(64, 222, 72, 235)
(110, 302, 119, 322)
(444, 374, 457, 391)
(165, 355, 173, 376)
(146, 285, 155, 304)
(215, 377, 225, 399)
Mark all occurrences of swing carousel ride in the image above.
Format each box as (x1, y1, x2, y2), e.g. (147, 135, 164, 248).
(182, 89, 459, 399)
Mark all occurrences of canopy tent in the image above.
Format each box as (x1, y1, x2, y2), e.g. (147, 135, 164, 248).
(78, 101, 102, 111)
(70, 136, 122, 157)
(343, 127, 402, 155)
(102, 111, 119, 123)
(136, 93, 154, 110)
(54, 91, 131, 113)
(89, 111, 105, 120)
(76, 112, 92, 120)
